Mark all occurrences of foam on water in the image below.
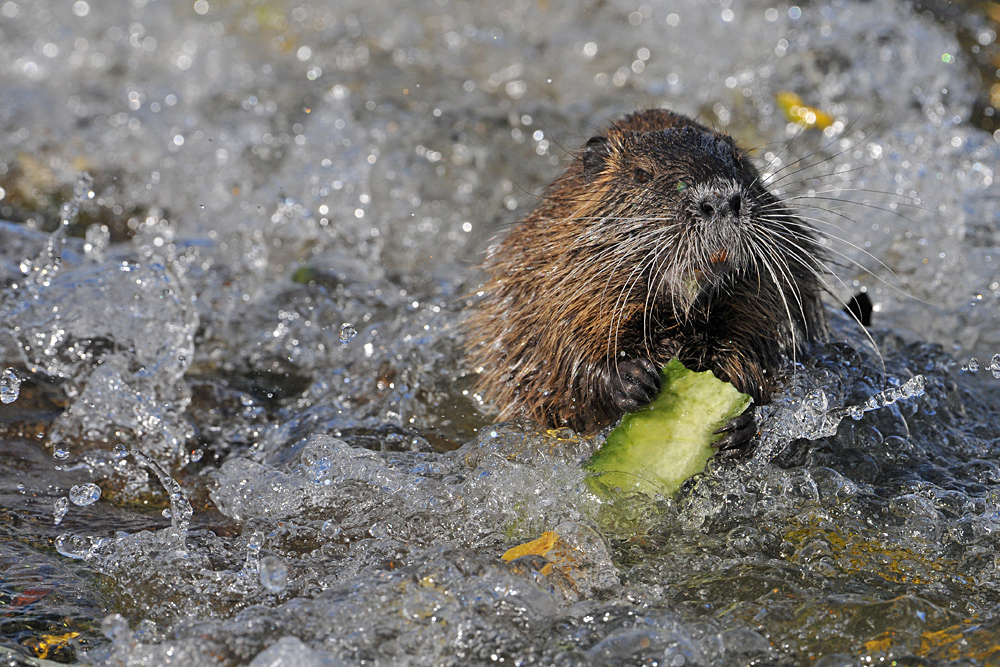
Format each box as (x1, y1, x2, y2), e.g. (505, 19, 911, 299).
(2, 0, 1000, 664)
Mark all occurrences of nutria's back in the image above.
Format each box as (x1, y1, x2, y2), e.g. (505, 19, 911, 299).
(465, 109, 827, 434)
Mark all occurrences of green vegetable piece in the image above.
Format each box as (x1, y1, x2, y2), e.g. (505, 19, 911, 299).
(586, 358, 752, 498)
(292, 266, 317, 284)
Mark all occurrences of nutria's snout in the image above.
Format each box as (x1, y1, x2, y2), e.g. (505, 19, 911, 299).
(696, 189, 742, 222)
(465, 109, 828, 434)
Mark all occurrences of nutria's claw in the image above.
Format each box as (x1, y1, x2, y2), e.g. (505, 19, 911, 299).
(608, 357, 662, 413)
(712, 408, 757, 459)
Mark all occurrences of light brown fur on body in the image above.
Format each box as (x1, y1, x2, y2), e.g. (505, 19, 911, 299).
(466, 110, 827, 434)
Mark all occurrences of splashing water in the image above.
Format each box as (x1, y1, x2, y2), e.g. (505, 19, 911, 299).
(843, 375, 926, 421)
(1, 0, 1000, 665)
(129, 450, 193, 536)
(961, 354, 1000, 380)
(0, 367, 19, 404)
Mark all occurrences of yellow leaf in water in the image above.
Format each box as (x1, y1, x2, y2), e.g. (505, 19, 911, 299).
(863, 631, 895, 654)
(27, 631, 79, 660)
(502, 531, 558, 561)
(776, 91, 834, 130)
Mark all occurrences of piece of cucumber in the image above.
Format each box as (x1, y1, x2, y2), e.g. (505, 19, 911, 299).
(586, 358, 752, 498)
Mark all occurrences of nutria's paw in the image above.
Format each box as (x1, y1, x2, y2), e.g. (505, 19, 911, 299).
(608, 357, 662, 413)
(712, 408, 757, 459)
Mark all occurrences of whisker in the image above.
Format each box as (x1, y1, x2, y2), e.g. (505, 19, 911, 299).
(763, 212, 941, 307)
(763, 113, 882, 191)
(761, 225, 888, 381)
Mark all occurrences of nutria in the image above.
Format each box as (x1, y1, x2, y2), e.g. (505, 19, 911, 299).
(465, 109, 827, 450)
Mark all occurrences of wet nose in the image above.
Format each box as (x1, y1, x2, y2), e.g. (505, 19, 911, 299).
(697, 192, 742, 220)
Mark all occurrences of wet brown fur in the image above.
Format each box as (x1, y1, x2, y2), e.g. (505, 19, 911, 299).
(465, 109, 827, 434)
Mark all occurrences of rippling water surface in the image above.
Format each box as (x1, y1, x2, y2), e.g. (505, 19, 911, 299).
(2, 0, 1000, 664)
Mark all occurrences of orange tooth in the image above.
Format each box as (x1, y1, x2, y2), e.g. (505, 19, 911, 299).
(710, 248, 729, 263)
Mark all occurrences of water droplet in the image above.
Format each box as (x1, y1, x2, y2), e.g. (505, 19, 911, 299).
(16, 482, 25, 492)
(240, 394, 255, 407)
(260, 555, 288, 593)
(162, 508, 172, 519)
(321, 519, 342, 538)
(84, 224, 110, 261)
(1, 368, 20, 404)
(339, 323, 357, 343)
(112, 443, 128, 459)
(968, 357, 980, 372)
(53, 448, 70, 461)
(69, 483, 102, 506)
(369, 522, 389, 538)
(189, 448, 204, 462)
(55, 533, 76, 558)
(991, 353, 1000, 379)
(53, 497, 69, 525)
(900, 374, 926, 398)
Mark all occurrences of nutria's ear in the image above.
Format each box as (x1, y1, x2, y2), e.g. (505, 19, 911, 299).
(582, 136, 610, 181)
(844, 291, 873, 327)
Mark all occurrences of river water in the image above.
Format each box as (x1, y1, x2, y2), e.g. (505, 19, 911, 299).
(2, 0, 1000, 664)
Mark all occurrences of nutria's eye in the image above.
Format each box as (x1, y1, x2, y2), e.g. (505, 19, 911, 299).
(633, 168, 653, 184)
(676, 181, 688, 192)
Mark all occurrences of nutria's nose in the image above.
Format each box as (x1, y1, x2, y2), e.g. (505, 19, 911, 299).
(697, 192, 742, 219)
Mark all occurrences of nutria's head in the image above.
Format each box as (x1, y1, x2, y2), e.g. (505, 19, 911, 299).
(564, 121, 802, 317)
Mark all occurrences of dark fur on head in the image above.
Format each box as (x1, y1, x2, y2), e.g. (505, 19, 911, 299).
(465, 109, 827, 434)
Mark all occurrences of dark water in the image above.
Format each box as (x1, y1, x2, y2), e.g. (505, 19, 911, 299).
(2, 0, 1000, 664)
